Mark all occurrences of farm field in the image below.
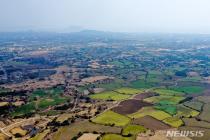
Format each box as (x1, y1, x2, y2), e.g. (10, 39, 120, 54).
(154, 104, 177, 115)
(0, 30, 210, 140)
(162, 117, 184, 127)
(183, 118, 210, 129)
(102, 134, 132, 140)
(111, 99, 152, 115)
(176, 105, 199, 118)
(183, 100, 203, 111)
(122, 124, 147, 136)
(52, 120, 122, 140)
(131, 115, 171, 130)
(89, 91, 131, 101)
(198, 103, 210, 122)
(153, 89, 185, 96)
(128, 107, 171, 120)
(129, 80, 154, 89)
(114, 87, 144, 95)
(91, 110, 131, 126)
(170, 86, 204, 94)
(143, 95, 185, 105)
(133, 92, 158, 100)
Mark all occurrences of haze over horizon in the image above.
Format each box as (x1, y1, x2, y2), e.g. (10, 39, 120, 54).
(0, 0, 210, 34)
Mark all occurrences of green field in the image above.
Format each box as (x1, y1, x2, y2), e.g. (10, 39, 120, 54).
(11, 102, 36, 117)
(38, 97, 67, 110)
(129, 80, 154, 89)
(154, 105, 177, 115)
(122, 124, 147, 136)
(92, 110, 131, 126)
(114, 88, 144, 95)
(102, 134, 132, 140)
(89, 91, 131, 101)
(153, 89, 185, 96)
(128, 107, 171, 120)
(144, 95, 185, 105)
(170, 86, 204, 94)
(30, 87, 63, 99)
(163, 117, 184, 127)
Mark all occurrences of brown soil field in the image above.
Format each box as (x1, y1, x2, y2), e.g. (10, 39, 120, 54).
(111, 99, 152, 115)
(132, 115, 171, 130)
(133, 92, 158, 100)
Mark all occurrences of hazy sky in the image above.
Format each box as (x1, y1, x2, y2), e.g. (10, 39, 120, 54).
(0, 0, 210, 33)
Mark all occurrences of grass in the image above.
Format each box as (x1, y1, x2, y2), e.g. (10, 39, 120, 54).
(114, 88, 144, 95)
(122, 124, 147, 136)
(170, 86, 204, 94)
(144, 95, 185, 105)
(163, 117, 184, 127)
(89, 91, 131, 101)
(128, 107, 171, 120)
(91, 110, 131, 126)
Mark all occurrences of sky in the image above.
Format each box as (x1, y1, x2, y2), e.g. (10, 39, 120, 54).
(0, 0, 210, 33)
